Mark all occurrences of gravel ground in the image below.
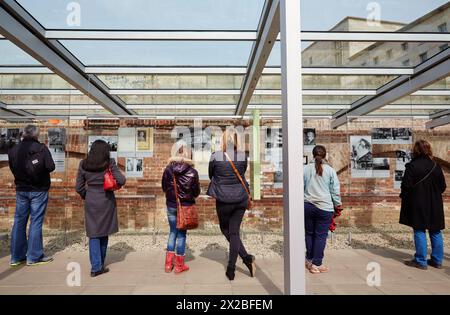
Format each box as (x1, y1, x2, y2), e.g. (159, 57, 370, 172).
(1, 227, 449, 259)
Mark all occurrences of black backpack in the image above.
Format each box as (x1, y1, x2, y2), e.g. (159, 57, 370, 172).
(23, 144, 47, 182)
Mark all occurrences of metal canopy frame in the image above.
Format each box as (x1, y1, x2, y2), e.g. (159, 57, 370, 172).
(0, 0, 133, 116)
(331, 48, 450, 129)
(235, 0, 280, 116)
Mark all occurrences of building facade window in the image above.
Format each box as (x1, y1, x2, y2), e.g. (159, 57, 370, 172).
(373, 56, 379, 65)
(309, 56, 313, 65)
(438, 22, 448, 33)
(401, 42, 408, 51)
(402, 59, 410, 66)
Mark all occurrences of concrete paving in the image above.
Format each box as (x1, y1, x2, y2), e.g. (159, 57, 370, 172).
(0, 248, 448, 295)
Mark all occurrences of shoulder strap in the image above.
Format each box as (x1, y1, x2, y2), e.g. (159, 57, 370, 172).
(172, 173, 182, 209)
(224, 152, 250, 197)
(413, 162, 437, 188)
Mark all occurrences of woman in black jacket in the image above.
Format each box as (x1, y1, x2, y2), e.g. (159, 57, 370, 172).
(207, 129, 255, 280)
(161, 142, 200, 274)
(400, 140, 447, 270)
(76, 140, 126, 277)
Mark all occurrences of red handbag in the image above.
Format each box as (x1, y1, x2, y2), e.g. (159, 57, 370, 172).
(104, 167, 121, 191)
(173, 174, 199, 230)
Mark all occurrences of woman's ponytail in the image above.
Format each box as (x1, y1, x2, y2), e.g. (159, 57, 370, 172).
(312, 145, 327, 176)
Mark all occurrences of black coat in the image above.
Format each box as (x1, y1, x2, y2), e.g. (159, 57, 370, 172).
(161, 157, 200, 208)
(207, 150, 249, 204)
(8, 139, 55, 191)
(76, 158, 126, 238)
(400, 156, 447, 231)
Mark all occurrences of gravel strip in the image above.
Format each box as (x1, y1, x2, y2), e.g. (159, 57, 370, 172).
(1, 228, 449, 259)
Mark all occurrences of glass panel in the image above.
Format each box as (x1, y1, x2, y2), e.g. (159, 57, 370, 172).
(0, 94, 96, 104)
(17, 0, 265, 30)
(0, 41, 41, 65)
(60, 40, 253, 66)
(301, 1, 449, 32)
(268, 41, 449, 67)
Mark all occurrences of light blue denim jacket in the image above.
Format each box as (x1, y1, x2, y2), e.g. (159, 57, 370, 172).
(304, 161, 342, 212)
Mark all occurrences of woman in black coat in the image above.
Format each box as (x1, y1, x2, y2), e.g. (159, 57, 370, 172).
(76, 140, 126, 277)
(400, 140, 446, 270)
(207, 129, 255, 281)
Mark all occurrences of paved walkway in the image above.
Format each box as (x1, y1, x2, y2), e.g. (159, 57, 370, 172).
(0, 248, 449, 295)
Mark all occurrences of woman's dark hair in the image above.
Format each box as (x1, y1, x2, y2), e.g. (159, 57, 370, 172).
(413, 139, 433, 159)
(84, 140, 110, 172)
(312, 145, 327, 176)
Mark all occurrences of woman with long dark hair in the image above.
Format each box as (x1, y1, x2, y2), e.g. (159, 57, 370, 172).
(304, 145, 342, 274)
(76, 140, 126, 277)
(207, 128, 255, 281)
(400, 140, 446, 270)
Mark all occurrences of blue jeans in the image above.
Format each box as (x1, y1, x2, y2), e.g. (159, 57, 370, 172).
(89, 236, 109, 273)
(413, 229, 444, 266)
(304, 202, 334, 266)
(166, 207, 187, 256)
(10, 191, 49, 264)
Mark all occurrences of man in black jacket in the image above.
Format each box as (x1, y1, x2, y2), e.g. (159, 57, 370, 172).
(8, 125, 55, 267)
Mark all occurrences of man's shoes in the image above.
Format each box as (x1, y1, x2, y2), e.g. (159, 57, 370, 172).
(26, 256, 54, 266)
(90, 267, 110, 277)
(404, 259, 427, 270)
(427, 259, 443, 269)
(10, 260, 26, 268)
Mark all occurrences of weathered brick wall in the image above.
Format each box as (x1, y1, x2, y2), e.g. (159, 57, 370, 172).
(0, 118, 449, 233)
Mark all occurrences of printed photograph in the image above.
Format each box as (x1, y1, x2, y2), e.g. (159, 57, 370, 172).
(350, 136, 373, 170)
(303, 128, 316, 146)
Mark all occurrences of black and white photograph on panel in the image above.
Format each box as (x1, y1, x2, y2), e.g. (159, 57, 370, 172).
(88, 135, 118, 162)
(303, 128, 316, 154)
(265, 127, 283, 188)
(394, 149, 412, 188)
(372, 157, 390, 178)
(372, 128, 393, 144)
(0, 128, 20, 161)
(350, 135, 373, 178)
(392, 128, 412, 144)
(48, 128, 66, 172)
(125, 157, 144, 178)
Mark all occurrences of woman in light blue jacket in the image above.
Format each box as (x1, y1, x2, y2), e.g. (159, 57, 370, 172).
(304, 145, 342, 274)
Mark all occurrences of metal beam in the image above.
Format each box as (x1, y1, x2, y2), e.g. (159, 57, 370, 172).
(280, 0, 305, 295)
(426, 114, 450, 129)
(430, 109, 450, 119)
(43, 30, 450, 42)
(0, 0, 133, 116)
(235, 0, 280, 116)
(331, 49, 450, 129)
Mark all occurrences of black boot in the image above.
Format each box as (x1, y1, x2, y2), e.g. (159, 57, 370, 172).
(225, 266, 235, 281)
(243, 255, 256, 277)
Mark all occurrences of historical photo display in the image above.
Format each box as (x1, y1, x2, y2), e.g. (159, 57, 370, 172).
(394, 149, 412, 188)
(125, 157, 144, 178)
(372, 157, 390, 178)
(0, 128, 20, 161)
(48, 128, 66, 172)
(372, 128, 412, 144)
(265, 127, 283, 187)
(118, 128, 136, 157)
(88, 135, 118, 161)
(350, 136, 373, 178)
(136, 128, 154, 156)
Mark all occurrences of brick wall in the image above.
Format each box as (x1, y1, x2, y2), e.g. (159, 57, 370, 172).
(0, 118, 449, 233)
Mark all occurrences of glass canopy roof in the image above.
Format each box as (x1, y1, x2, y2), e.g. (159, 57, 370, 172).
(1, 0, 449, 120)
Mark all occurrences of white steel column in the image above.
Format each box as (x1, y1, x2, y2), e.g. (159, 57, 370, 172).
(280, 0, 305, 295)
